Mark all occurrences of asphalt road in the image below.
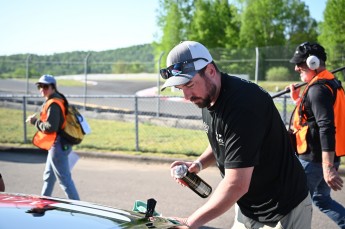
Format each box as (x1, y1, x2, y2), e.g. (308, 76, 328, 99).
(0, 78, 201, 118)
(0, 150, 232, 228)
(0, 77, 156, 95)
(1, 150, 344, 229)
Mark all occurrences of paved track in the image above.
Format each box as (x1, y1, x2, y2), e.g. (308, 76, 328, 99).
(1, 150, 344, 229)
(0, 77, 156, 95)
(0, 150, 232, 228)
(0, 78, 201, 118)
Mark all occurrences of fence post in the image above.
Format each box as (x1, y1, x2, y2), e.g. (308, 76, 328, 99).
(283, 96, 287, 125)
(156, 51, 165, 117)
(84, 53, 91, 110)
(255, 47, 259, 84)
(25, 54, 32, 95)
(23, 96, 27, 143)
(134, 96, 139, 151)
(24, 55, 31, 143)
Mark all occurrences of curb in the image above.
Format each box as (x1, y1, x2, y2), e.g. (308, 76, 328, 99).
(1, 145, 344, 176)
(0, 145, 185, 165)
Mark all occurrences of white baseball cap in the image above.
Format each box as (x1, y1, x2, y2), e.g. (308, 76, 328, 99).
(161, 41, 212, 91)
(36, 74, 56, 85)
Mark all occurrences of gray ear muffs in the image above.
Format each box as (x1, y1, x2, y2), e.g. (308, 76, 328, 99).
(306, 55, 320, 70)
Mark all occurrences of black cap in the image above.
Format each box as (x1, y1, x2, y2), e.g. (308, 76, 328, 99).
(290, 42, 327, 64)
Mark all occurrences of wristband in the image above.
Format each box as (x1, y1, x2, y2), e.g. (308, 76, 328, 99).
(193, 160, 203, 171)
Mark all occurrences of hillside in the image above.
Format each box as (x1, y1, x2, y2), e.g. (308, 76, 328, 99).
(0, 44, 155, 78)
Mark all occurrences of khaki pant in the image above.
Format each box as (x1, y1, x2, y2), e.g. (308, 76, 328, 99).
(232, 194, 312, 229)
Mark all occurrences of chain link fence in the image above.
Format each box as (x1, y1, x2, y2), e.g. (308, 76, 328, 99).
(1, 45, 344, 156)
(0, 94, 209, 156)
(1, 45, 344, 81)
(0, 93, 294, 156)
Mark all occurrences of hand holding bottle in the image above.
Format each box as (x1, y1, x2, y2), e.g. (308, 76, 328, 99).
(171, 162, 212, 198)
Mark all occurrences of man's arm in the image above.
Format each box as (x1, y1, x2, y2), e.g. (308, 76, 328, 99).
(186, 166, 254, 228)
(35, 103, 62, 133)
(189, 144, 216, 173)
(170, 144, 215, 175)
(322, 151, 343, 191)
(309, 86, 343, 190)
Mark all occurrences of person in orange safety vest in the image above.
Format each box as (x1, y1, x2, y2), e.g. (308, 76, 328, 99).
(27, 74, 80, 200)
(288, 42, 345, 227)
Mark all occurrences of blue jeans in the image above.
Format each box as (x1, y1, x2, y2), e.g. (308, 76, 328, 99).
(41, 136, 80, 200)
(299, 158, 345, 228)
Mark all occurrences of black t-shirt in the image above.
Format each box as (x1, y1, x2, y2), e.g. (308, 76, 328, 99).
(202, 73, 308, 222)
(298, 82, 339, 163)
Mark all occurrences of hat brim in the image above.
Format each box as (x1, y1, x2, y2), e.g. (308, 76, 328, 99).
(160, 72, 197, 91)
(35, 80, 50, 85)
(289, 55, 305, 64)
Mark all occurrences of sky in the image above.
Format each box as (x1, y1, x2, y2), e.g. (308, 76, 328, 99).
(0, 0, 326, 56)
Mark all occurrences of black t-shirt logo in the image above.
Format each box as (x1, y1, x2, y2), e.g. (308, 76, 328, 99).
(203, 121, 209, 134)
(216, 132, 225, 146)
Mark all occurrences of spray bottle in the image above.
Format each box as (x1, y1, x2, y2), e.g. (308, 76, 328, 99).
(174, 164, 212, 198)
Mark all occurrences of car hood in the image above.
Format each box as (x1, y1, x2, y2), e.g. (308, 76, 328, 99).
(0, 193, 181, 229)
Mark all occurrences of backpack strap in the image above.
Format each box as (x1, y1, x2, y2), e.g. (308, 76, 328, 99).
(48, 98, 67, 130)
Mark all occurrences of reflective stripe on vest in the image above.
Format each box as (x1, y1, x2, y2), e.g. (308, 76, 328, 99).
(32, 98, 66, 150)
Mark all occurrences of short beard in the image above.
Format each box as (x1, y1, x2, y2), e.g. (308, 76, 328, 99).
(191, 77, 216, 108)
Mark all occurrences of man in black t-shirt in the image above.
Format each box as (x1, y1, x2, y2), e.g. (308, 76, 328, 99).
(160, 41, 311, 229)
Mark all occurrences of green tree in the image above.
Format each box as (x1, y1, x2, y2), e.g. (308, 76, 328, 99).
(284, 0, 318, 45)
(154, 0, 190, 68)
(239, 0, 317, 48)
(112, 61, 127, 74)
(239, 0, 287, 48)
(318, 0, 345, 75)
(0, 44, 155, 78)
(237, 0, 319, 79)
(188, 0, 240, 49)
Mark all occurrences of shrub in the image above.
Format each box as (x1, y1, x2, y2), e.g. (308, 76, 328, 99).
(266, 67, 291, 81)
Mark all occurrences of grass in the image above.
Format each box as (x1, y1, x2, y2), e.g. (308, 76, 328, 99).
(1, 107, 344, 166)
(257, 81, 301, 93)
(0, 78, 298, 158)
(0, 79, 305, 158)
(0, 107, 208, 159)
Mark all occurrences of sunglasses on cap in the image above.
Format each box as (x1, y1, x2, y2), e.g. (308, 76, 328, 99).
(160, 58, 209, 80)
(294, 42, 312, 67)
(37, 84, 50, 90)
(298, 42, 311, 52)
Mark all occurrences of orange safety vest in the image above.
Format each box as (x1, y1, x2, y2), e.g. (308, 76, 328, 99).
(293, 70, 345, 157)
(32, 98, 66, 150)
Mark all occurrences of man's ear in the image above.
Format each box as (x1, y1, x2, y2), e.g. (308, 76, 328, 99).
(206, 63, 216, 77)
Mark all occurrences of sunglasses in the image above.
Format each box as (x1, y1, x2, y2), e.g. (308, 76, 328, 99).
(296, 62, 306, 67)
(37, 84, 50, 90)
(160, 58, 208, 80)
